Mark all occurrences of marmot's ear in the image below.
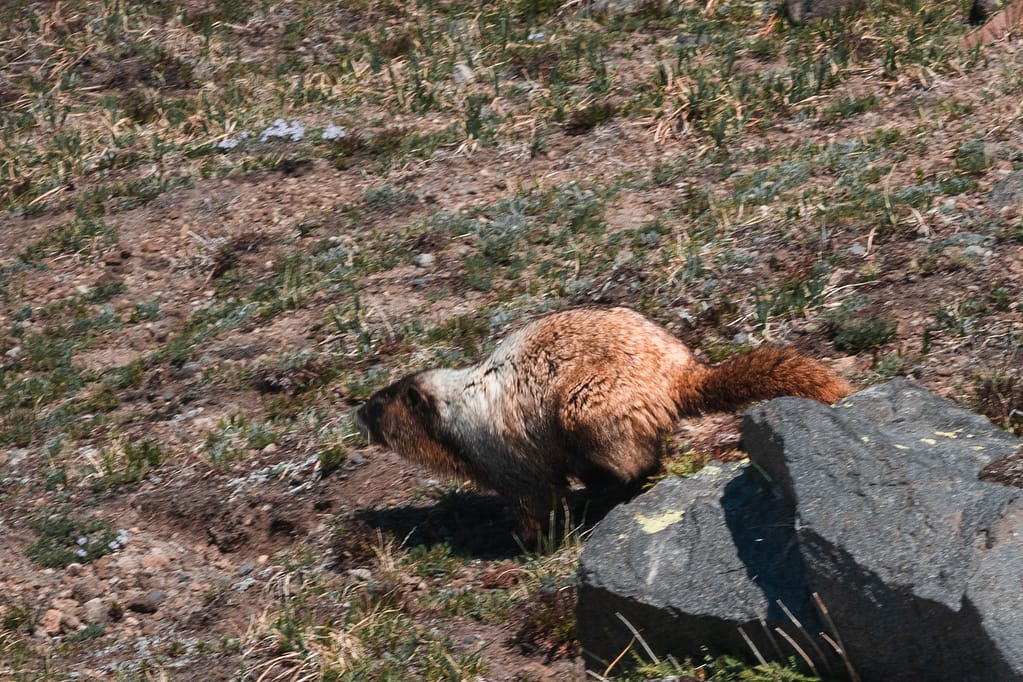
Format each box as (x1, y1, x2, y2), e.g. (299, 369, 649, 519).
(405, 384, 426, 410)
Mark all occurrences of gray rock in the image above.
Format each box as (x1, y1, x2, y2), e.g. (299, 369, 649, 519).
(577, 379, 1023, 681)
(414, 253, 436, 268)
(452, 63, 475, 86)
(989, 170, 1023, 209)
(962, 244, 991, 259)
(941, 231, 996, 248)
(744, 380, 1023, 681)
(83, 597, 108, 624)
(827, 378, 1018, 472)
(577, 463, 821, 670)
(125, 590, 163, 614)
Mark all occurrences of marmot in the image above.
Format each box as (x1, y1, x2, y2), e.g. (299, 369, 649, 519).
(355, 307, 851, 539)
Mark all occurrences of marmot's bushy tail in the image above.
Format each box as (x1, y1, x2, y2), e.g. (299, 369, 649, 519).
(686, 347, 851, 415)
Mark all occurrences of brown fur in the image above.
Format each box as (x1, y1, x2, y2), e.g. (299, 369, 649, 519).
(355, 307, 851, 539)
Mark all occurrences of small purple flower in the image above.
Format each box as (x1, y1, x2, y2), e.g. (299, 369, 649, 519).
(76, 536, 88, 546)
(322, 124, 347, 141)
(260, 118, 305, 142)
(75, 548, 88, 558)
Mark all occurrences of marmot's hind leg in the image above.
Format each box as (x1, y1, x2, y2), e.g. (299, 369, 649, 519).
(574, 427, 662, 488)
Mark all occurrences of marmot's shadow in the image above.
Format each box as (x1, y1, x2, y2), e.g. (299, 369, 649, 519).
(358, 489, 627, 558)
(358, 492, 520, 558)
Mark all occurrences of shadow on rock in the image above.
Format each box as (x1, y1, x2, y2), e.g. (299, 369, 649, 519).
(720, 468, 822, 633)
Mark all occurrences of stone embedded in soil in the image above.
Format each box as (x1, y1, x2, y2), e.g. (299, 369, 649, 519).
(62, 612, 83, 632)
(71, 575, 105, 603)
(125, 590, 163, 614)
(40, 609, 64, 636)
(36, 605, 82, 635)
(989, 170, 1023, 209)
(114, 553, 142, 573)
(84, 597, 108, 624)
(52, 598, 81, 619)
(142, 550, 170, 569)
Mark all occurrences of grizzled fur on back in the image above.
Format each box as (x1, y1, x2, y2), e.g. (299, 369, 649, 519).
(355, 307, 851, 539)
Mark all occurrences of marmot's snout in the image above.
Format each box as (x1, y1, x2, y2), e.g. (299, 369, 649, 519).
(354, 399, 386, 446)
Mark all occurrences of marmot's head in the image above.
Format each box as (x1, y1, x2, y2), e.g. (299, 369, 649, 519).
(356, 374, 431, 446)
(355, 373, 459, 474)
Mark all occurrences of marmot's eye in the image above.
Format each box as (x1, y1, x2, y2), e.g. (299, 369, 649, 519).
(367, 401, 384, 420)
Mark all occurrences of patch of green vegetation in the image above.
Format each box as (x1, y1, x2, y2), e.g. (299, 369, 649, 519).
(565, 102, 616, 135)
(424, 312, 494, 358)
(865, 352, 908, 384)
(103, 359, 145, 390)
(0, 262, 34, 302)
(19, 212, 118, 262)
(244, 584, 491, 681)
(972, 372, 1023, 436)
(317, 445, 348, 476)
(149, 297, 256, 367)
(421, 586, 519, 621)
(933, 299, 988, 337)
(247, 352, 338, 395)
(329, 125, 463, 173)
(202, 414, 280, 468)
(825, 297, 897, 353)
(2, 604, 34, 633)
(0, 405, 35, 447)
(402, 543, 461, 578)
(703, 339, 754, 363)
(65, 622, 105, 643)
(820, 93, 879, 124)
(734, 162, 812, 206)
(754, 262, 830, 326)
(510, 587, 577, 658)
(622, 654, 822, 681)
(90, 439, 165, 491)
(26, 509, 120, 568)
(831, 314, 897, 353)
(660, 440, 717, 479)
(0, 630, 38, 675)
(0, 298, 140, 441)
(954, 138, 997, 175)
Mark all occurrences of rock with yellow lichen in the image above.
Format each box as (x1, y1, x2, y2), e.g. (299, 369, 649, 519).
(577, 379, 1023, 681)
